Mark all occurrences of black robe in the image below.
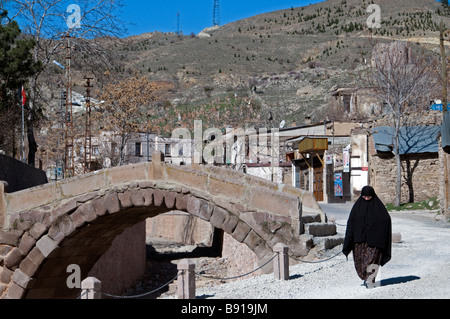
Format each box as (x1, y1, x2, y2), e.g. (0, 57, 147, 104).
(343, 187, 392, 267)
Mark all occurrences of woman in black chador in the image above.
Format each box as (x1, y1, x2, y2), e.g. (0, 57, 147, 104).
(343, 186, 392, 285)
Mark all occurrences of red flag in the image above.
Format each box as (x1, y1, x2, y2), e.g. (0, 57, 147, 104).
(21, 87, 26, 106)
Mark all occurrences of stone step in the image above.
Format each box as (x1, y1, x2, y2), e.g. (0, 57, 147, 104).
(313, 234, 344, 250)
(301, 214, 322, 224)
(304, 222, 337, 237)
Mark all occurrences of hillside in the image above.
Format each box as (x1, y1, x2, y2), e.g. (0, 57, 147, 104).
(62, 0, 450, 135)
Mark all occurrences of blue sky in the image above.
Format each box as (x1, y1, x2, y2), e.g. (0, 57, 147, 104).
(119, 0, 325, 36)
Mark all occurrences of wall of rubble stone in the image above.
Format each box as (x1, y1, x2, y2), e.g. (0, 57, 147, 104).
(369, 153, 440, 205)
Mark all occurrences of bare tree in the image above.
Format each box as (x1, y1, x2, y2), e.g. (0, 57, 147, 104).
(366, 41, 438, 206)
(0, 0, 126, 166)
(95, 75, 172, 166)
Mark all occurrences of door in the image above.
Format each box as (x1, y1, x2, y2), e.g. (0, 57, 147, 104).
(313, 167, 324, 202)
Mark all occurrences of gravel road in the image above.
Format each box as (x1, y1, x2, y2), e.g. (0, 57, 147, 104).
(176, 203, 450, 299)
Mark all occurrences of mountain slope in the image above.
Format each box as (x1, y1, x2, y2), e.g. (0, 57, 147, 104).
(98, 0, 449, 134)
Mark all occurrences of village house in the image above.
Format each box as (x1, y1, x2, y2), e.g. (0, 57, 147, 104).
(284, 121, 363, 203)
(368, 124, 441, 205)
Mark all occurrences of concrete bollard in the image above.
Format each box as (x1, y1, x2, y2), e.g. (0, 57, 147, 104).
(177, 259, 196, 299)
(81, 277, 102, 299)
(273, 243, 289, 281)
(392, 232, 402, 243)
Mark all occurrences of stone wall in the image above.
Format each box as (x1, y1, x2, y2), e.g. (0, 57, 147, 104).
(0, 155, 48, 193)
(370, 153, 440, 204)
(88, 222, 146, 297)
(222, 232, 262, 279)
(145, 212, 214, 246)
(145, 214, 263, 278)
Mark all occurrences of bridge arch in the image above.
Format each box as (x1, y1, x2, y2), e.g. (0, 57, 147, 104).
(0, 153, 324, 299)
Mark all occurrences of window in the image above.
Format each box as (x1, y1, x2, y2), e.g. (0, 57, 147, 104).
(165, 144, 171, 156)
(135, 142, 142, 157)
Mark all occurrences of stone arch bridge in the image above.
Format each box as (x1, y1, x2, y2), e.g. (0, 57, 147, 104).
(0, 152, 333, 299)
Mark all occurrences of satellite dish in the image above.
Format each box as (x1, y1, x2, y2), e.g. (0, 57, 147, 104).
(279, 120, 286, 129)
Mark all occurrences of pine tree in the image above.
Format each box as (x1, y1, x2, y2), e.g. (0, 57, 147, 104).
(0, 11, 41, 156)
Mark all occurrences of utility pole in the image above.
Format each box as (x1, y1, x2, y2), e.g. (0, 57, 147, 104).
(440, 19, 450, 221)
(84, 76, 93, 174)
(440, 20, 448, 114)
(213, 0, 220, 26)
(64, 33, 75, 179)
(176, 11, 181, 35)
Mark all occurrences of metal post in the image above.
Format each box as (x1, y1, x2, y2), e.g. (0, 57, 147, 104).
(273, 243, 289, 281)
(176, 259, 196, 299)
(81, 277, 102, 299)
(84, 76, 93, 174)
(21, 92, 25, 162)
(64, 33, 74, 179)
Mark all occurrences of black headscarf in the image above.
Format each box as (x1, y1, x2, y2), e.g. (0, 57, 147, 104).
(343, 186, 392, 266)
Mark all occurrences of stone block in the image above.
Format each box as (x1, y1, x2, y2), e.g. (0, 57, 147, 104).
(60, 172, 106, 198)
(0, 266, 13, 284)
(77, 203, 97, 223)
(164, 191, 177, 209)
(19, 256, 39, 277)
(107, 163, 148, 185)
(222, 214, 239, 234)
(153, 189, 165, 207)
(243, 230, 267, 259)
(92, 197, 107, 216)
(0, 245, 12, 258)
(118, 191, 133, 209)
(149, 159, 166, 181)
(392, 232, 402, 243)
(305, 223, 337, 237)
(36, 235, 58, 258)
(175, 193, 189, 211)
(209, 176, 246, 200)
(0, 230, 22, 246)
(142, 188, 154, 206)
(29, 222, 47, 240)
(18, 233, 36, 255)
(186, 197, 212, 221)
(5, 283, 25, 299)
(231, 221, 251, 243)
(104, 193, 120, 214)
(6, 183, 60, 214)
(48, 215, 75, 244)
(130, 189, 145, 207)
(166, 166, 208, 192)
(12, 269, 31, 289)
(4, 248, 24, 269)
(27, 246, 45, 267)
(210, 206, 229, 229)
(250, 187, 299, 218)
